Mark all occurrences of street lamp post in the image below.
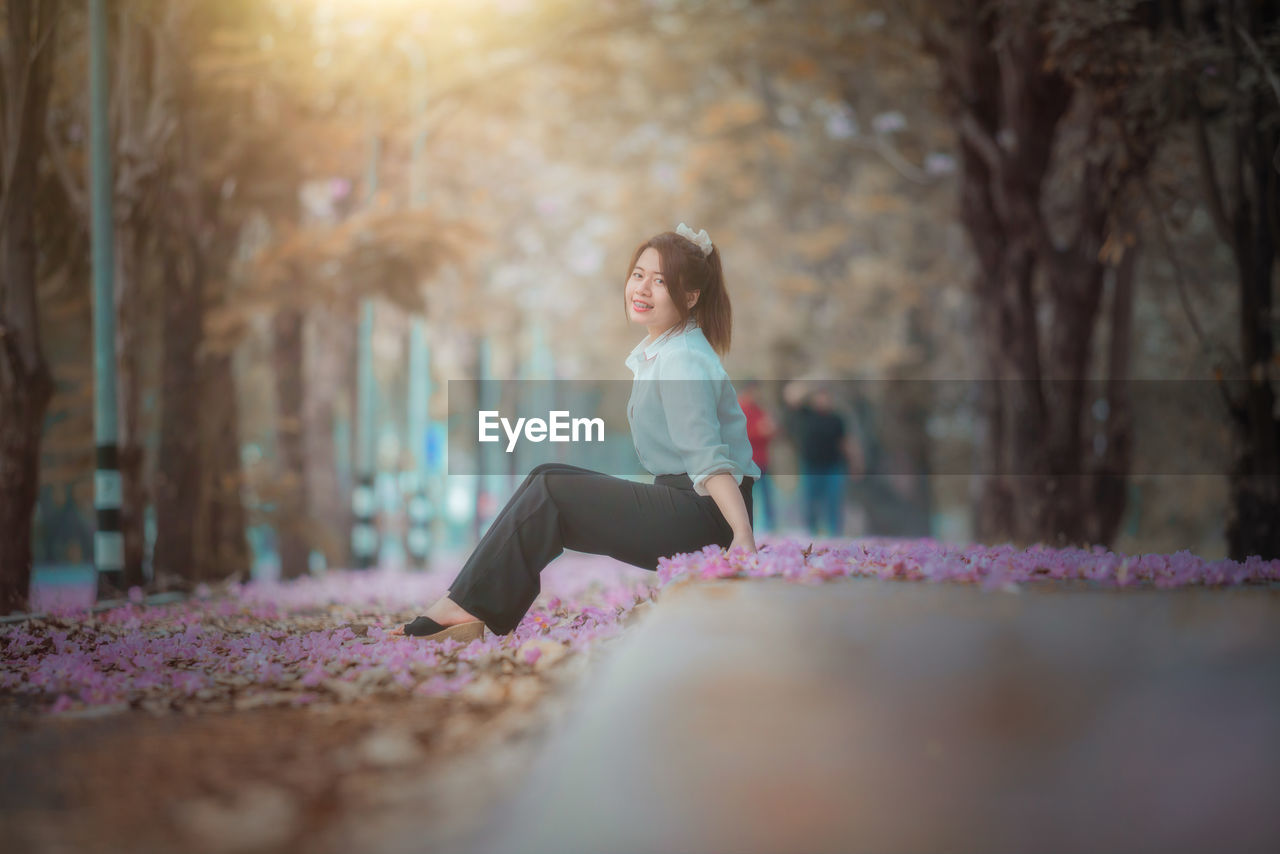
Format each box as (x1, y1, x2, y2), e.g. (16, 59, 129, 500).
(89, 0, 123, 597)
(351, 127, 381, 569)
(399, 36, 435, 569)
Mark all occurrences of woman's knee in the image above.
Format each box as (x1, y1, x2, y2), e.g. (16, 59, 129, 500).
(529, 462, 587, 478)
(524, 463, 578, 504)
(526, 462, 579, 484)
(528, 462, 559, 478)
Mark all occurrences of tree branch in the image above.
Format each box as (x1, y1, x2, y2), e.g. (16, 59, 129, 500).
(914, 13, 957, 71)
(1224, 2, 1246, 242)
(1234, 23, 1280, 108)
(1067, 101, 1105, 253)
(1131, 156, 1210, 353)
(0, 35, 10, 162)
(44, 109, 87, 221)
(29, 5, 57, 63)
(0, 1, 49, 255)
(849, 136, 935, 185)
(0, 314, 28, 381)
(1191, 98, 1233, 243)
(958, 107, 1003, 175)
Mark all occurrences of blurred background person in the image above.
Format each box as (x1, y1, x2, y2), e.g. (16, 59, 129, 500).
(738, 380, 779, 533)
(783, 381, 863, 538)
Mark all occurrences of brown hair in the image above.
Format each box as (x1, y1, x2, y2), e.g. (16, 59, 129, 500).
(622, 230, 732, 356)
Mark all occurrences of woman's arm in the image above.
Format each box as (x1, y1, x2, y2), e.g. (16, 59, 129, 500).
(703, 471, 756, 553)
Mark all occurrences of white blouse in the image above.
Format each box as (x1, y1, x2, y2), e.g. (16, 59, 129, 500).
(624, 318, 762, 496)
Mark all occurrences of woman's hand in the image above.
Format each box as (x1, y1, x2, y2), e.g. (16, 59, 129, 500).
(704, 472, 755, 553)
(729, 531, 757, 554)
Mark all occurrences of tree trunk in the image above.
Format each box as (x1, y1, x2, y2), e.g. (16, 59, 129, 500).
(1088, 231, 1138, 546)
(0, 0, 59, 613)
(272, 304, 310, 579)
(1188, 1, 1280, 560)
(151, 226, 203, 587)
(195, 350, 250, 583)
(116, 222, 148, 589)
(1224, 13, 1279, 559)
(112, 2, 168, 590)
(304, 305, 354, 567)
(1038, 246, 1108, 545)
(1225, 207, 1279, 556)
(0, 374, 50, 615)
(925, 1, 1147, 549)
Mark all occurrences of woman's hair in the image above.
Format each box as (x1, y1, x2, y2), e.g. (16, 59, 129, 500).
(622, 230, 732, 356)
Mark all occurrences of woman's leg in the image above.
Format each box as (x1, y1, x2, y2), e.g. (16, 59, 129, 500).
(441, 463, 740, 635)
(407, 463, 585, 630)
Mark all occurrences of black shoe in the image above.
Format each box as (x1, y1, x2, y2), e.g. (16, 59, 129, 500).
(402, 616, 486, 642)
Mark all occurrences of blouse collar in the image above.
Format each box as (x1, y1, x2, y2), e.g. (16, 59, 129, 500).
(626, 317, 698, 370)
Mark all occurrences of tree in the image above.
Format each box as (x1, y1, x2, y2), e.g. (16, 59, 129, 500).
(909, 0, 1163, 548)
(1179, 0, 1279, 559)
(45, 2, 180, 591)
(0, 0, 60, 613)
(240, 206, 474, 577)
(1055, 0, 1280, 558)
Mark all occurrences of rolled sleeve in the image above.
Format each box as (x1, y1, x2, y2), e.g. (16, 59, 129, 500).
(658, 352, 742, 496)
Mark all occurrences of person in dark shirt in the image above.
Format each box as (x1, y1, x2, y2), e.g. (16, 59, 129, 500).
(784, 382, 862, 537)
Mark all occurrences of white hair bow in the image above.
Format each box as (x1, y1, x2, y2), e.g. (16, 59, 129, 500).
(675, 222, 713, 256)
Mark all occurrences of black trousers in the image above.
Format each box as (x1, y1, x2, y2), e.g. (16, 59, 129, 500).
(447, 463, 755, 635)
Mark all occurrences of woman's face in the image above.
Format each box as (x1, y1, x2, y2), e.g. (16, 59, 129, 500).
(627, 246, 696, 342)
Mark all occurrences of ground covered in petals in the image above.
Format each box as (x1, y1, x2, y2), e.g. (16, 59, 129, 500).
(4, 553, 658, 718)
(659, 537, 1280, 591)
(3, 552, 655, 854)
(8, 537, 1275, 721)
(4, 537, 1277, 854)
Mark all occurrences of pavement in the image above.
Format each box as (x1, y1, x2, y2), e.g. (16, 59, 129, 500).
(464, 575, 1280, 854)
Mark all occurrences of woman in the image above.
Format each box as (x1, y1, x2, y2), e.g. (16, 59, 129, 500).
(391, 223, 761, 642)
